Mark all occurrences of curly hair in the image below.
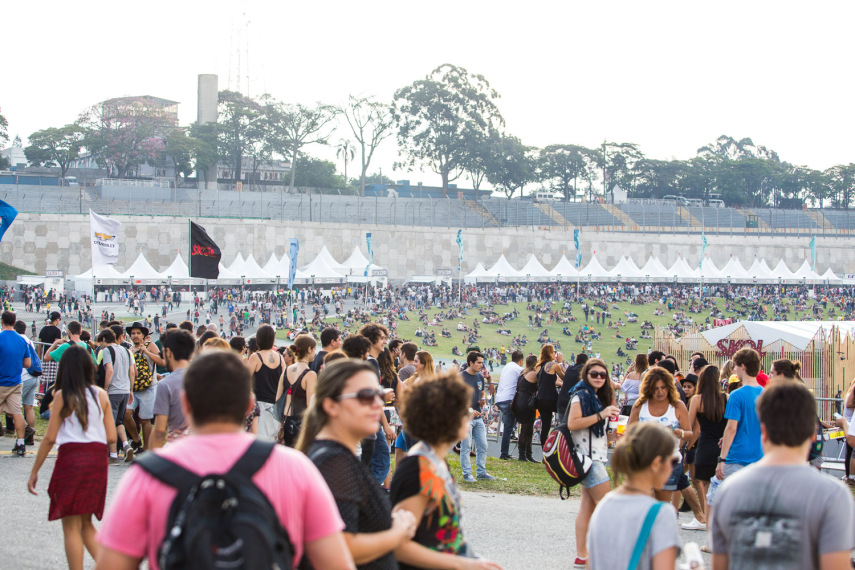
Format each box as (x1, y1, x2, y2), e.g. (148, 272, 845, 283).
(636, 366, 681, 408)
(401, 371, 472, 446)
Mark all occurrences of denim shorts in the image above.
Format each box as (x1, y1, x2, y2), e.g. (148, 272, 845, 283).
(662, 456, 691, 491)
(581, 460, 611, 489)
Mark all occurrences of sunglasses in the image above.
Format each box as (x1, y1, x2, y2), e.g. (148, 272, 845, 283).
(588, 371, 608, 379)
(336, 388, 395, 405)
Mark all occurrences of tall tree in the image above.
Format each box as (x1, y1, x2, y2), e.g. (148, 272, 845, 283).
(23, 124, 85, 181)
(341, 95, 394, 196)
(265, 99, 338, 193)
(486, 134, 535, 199)
(217, 90, 269, 185)
(162, 127, 198, 184)
(335, 138, 356, 187)
(292, 155, 346, 189)
(539, 144, 599, 201)
(393, 64, 504, 197)
(825, 164, 855, 210)
(188, 121, 221, 187)
(602, 142, 643, 196)
(80, 96, 171, 178)
(0, 108, 8, 168)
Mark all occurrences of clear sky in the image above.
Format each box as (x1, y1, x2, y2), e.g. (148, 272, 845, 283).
(4, 1, 853, 188)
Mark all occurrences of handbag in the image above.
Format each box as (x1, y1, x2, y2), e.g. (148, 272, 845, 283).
(627, 502, 664, 570)
(541, 424, 593, 499)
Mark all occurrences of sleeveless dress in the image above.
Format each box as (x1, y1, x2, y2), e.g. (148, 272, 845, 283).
(694, 410, 727, 481)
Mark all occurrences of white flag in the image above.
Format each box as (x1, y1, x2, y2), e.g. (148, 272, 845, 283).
(90, 209, 121, 266)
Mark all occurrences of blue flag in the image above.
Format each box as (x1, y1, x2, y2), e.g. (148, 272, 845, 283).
(288, 238, 299, 290)
(364, 233, 373, 277)
(699, 235, 708, 270)
(810, 236, 816, 272)
(456, 230, 463, 271)
(574, 229, 581, 268)
(0, 199, 18, 244)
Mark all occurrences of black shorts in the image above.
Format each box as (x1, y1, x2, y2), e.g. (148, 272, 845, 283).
(108, 393, 128, 426)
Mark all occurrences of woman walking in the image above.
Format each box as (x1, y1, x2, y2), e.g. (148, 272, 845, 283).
(246, 324, 286, 440)
(511, 355, 538, 462)
(297, 359, 416, 569)
(275, 333, 317, 447)
(566, 358, 620, 568)
(27, 345, 116, 570)
(587, 422, 682, 569)
(534, 344, 565, 449)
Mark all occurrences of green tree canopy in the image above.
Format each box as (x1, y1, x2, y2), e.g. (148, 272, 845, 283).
(23, 124, 85, 180)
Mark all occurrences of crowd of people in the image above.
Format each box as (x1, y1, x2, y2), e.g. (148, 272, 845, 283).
(2, 277, 855, 569)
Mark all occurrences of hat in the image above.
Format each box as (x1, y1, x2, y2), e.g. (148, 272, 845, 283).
(682, 373, 698, 386)
(728, 374, 740, 384)
(756, 371, 769, 387)
(49, 311, 61, 322)
(206, 323, 218, 331)
(692, 357, 709, 371)
(125, 321, 149, 337)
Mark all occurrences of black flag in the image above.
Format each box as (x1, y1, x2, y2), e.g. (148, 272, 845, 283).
(189, 221, 221, 279)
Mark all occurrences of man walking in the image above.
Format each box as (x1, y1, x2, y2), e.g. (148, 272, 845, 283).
(126, 321, 164, 451)
(13, 321, 38, 446)
(98, 327, 136, 463)
(0, 311, 31, 456)
(151, 329, 194, 449)
(460, 351, 496, 482)
(495, 350, 523, 460)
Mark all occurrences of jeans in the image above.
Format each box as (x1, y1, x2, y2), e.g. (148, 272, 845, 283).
(460, 417, 488, 477)
(496, 401, 516, 457)
(370, 425, 390, 485)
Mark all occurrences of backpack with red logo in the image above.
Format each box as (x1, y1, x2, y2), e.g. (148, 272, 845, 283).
(541, 424, 593, 499)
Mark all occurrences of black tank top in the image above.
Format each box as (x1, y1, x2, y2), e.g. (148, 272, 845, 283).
(253, 352, 283, 404)
(287, 367, 310, 417)
(536, 364, 559, 401)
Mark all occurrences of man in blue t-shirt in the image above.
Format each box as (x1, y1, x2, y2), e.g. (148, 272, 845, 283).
(460, 351, 497, 482)
(0, 311, 32, 456)
(713, 347, 764, 497)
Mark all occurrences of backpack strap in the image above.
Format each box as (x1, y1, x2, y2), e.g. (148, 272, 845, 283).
(626, 502, 663, 570)
(134, 452, 200, 492)
(228, 440, 275, 480)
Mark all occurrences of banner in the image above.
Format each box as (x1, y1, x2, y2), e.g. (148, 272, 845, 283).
(810, 236, 816, 272)
(0, 199, 18, 245)
(364, 232, 373, 277)
(456, 230, 463, 271)
(89, 209, 120, 266)
(288, 238, 299, 289)
(699, 235, 708, 270)
(574, 229, 581, 268)
(189, 221, 221, 279)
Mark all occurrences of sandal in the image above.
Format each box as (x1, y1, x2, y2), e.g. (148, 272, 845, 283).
(700, 544, 712, 553)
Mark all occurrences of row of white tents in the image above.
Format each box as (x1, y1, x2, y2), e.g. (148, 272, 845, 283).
(462, 254, 846, 284)
(73, 246, 386, 287)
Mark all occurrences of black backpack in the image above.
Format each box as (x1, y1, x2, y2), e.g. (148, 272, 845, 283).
(134, 440, 294, 570)
(94, 345, 115, 389)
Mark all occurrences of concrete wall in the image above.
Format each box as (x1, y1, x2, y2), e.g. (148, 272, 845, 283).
(3, 212, 854, 277)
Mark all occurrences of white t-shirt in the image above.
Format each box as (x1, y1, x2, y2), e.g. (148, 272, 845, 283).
(570, 395, 608, 462)
(496, 362, 523, 403)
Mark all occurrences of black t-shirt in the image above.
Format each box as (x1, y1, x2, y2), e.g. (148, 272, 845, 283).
(38, 325, 62, 353)
(307, 440, 396, 570)
(557, 363, 583, 409)
(310, 350, 327, 373)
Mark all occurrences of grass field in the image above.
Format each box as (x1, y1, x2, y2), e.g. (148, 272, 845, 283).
(0, 262, 34, 280)
(278, 296, 808, 366)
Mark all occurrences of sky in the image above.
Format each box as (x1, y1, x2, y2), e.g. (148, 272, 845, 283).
(3, 1, 854, 189)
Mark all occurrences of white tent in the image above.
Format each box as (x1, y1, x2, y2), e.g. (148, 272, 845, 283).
(666, 257, 698, 280)
(821, 267, 841, 282)
(792, 259, 817, 280)
(550, 255, 579, 279)
(120, 252, 163, 281)
(75, 264, 125, 279)
(299, 255, 346, 283)
(226, 253, 247, 276)
(302, 245, 347, 272)
(519, 255, 552, 281)
(262, 253, 283, 278)
(697, 257, 723, 280)
(465, 262, 488, 284)
(579, 254, 610, 279)
(719, 257, 750, 281)
(771, 259, 797, 280)
(484, 254, 524, 279)
(341, 246, 384, 276)
(242, 254, 274, 279)
(699, 321, 855, 352)
(215, 263, 239, 280)
(746, 258, 774, 281)
(161, 254, 190, 279)
(608, 256, 644, 279)
(640, 256, 669, 280)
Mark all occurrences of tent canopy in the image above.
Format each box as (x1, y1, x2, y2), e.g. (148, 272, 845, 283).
(580, 255, 609, 278)
(162, 254, 190, 279)
(550, 255, 579, 278)
(699, 321, 855, 352)
(608, 256, 644, 279)
(484, 254, 523, 277)
(303, 245, 347, 272)
(120, 252, 162, 280)
(519, 255, 552, 279)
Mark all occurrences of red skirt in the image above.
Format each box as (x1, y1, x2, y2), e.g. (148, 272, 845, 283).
(47, 442, 108, 521)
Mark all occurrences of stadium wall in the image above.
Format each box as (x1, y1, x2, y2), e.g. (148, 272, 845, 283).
(4, 213, 854, 278)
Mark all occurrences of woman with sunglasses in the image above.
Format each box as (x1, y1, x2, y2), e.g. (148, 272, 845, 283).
(566, 358, 619, 568)
(629, 366, 707, 531)
(587, 422, 682, 569)
(297, 359, 417, 569)
(391, 372, 503, 570)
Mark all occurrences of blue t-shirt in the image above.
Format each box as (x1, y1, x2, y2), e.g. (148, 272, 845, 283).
(460, 370, 485, 412)
(0, 329, 29, 387)
(724, 385, 764, 465)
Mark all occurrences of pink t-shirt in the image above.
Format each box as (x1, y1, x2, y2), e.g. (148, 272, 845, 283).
(98, 432, 344, 569)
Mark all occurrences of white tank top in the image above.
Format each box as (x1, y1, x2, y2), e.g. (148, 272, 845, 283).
(56, 388, 107, 446)
(638, 400, 679, 430)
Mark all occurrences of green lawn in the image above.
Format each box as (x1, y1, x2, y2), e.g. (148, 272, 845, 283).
(0, 262, 34, 280)
(278, 296, 810, 366)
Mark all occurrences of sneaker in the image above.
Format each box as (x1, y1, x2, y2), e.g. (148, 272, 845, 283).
(573, 556, 587, 568)
(0, 424, 5, 437)
(499, 454, 513, 460)
(109, 456, 120, 466)
(681, 518, 706, 531)
(477, 473, 497, 481)
(12, 443, 25, 457)
(678, 499, 692, 512)
(24, 426, 35, 446)
(124, 446, 135, 462)
(462, 474, 477, 483)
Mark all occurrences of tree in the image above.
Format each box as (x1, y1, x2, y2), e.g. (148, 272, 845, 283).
(265, 99, 338, 193)
(0, 109, 8, 169)
(341, 95, 394, 196)
(217, 90, 268, 185)
(80, 97, 172, 178)
(291, 155, 346, 189)
(393, 64, 504, 197)
(23, 125, 85, 181)
(539, 144, 599, 201)
(825, 164, 855, 210)
(335, 139, 356, 187)
(485, 134, 535, 199)
(603, 142, 643, 196)
(697, 135, 780, 162)
(188, 121, 220, 187)
(162, 128, 198, 184)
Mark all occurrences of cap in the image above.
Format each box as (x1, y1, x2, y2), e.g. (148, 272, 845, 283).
(728, 374, 740, 384)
